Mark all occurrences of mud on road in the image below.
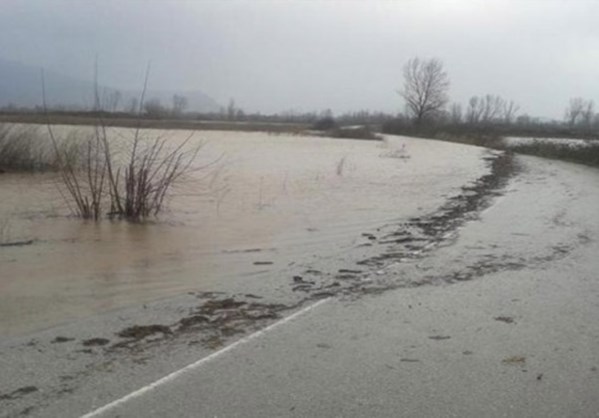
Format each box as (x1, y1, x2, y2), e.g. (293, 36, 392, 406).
(0, 149, 519, 418)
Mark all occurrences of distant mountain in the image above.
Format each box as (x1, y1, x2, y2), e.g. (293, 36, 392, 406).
(0, 57, 221, 113)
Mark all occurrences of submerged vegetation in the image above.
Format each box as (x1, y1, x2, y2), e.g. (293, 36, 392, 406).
(36, 66, 206, 222)
(45, 124, 202, 221)
(0, 121, 203, 221)
(0, 124, 44, 172)
(0, 124, 83, 172)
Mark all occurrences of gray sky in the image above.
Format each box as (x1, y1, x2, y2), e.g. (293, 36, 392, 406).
(1, 0, 598, 118)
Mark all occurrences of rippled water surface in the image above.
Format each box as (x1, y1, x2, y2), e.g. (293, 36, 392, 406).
(0, 128, 487, 336)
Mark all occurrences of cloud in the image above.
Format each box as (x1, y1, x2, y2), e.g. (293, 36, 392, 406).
(1, 0, 598, 118)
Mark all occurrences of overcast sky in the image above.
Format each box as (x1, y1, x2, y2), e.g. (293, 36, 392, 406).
(1, 0, 598, 118)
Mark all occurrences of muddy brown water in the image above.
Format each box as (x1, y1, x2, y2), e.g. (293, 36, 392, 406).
(0, 127, 488, 337)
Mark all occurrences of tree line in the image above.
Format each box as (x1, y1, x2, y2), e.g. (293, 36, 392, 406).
(1, 57, 597, 139)
(388, 56, 599, 138)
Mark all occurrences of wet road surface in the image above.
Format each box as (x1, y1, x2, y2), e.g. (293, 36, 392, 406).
(2, 153, 598, 417)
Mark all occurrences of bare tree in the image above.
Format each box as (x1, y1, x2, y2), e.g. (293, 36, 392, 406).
(105, 90, 122, 112)
(227, 98, 236, 121)
(565, 97, 586, 127)
(515, 113, 532, 127)
(466, 94, 513, 125)
(144, 98, 165, 118)
(480, 95, 503, 124)
(172, 94, 188, 117)
(399, 57, 450, 125)
(565, 98, 595, 131)
(449, 103, 463, 124)
(127, 97, 139, 114)
(466, 96, 483, 125)
(502, 100, 520, 124)
(581, 100, 594, 129)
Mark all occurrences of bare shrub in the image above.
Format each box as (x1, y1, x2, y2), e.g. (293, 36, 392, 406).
(109, 131, 202, 220)
(0, 123, 85, 173)
(0, 124, 50, 172)
(47, 125, 204, 221)
(47, 127, 106, 219)
(42, 67, 205, 221)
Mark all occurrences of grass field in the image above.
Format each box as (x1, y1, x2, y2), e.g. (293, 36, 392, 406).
(0, 113, 309, 134)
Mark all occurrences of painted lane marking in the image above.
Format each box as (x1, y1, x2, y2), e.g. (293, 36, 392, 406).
(80, 297, 331, 418)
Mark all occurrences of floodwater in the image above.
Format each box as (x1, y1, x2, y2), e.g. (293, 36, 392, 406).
(0, 128, 488, 336)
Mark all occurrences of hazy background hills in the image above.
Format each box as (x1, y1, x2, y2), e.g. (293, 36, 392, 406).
(0, 57, 221, 113)
(1, 1, 599, 119)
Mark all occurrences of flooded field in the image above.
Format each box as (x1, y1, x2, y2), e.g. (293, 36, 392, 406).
(0, 128, 488, 336)
(503, 136, 599, 148)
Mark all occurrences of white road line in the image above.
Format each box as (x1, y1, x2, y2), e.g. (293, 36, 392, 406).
(80, 297, 332, 418)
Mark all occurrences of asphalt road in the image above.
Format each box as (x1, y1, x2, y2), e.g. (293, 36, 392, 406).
(3, 155, 598, 418)
(71, 155, 599, 418)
